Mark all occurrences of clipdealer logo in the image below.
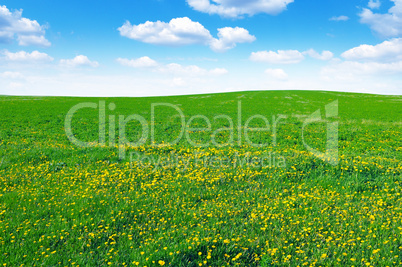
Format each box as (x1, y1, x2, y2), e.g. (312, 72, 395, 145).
(65, 100, 338, 166)
(65, 101, 286, 159)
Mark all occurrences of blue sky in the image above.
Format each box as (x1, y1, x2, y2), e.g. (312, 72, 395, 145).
(0, 0, 401, 96)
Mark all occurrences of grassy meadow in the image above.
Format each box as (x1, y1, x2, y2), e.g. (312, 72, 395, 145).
(0, 90, 401, 266)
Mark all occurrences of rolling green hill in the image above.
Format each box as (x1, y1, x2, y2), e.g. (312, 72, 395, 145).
(0, 90, 401, 266)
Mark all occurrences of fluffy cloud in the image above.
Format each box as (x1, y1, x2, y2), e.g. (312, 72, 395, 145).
(250, 50, 305, 64)
(60, 55, 99, 68)
(118, 17, 212, 46)
(209, 68, 229, 75)
(0, 5, 50, 46)
(250, 48, 334, 64)
(162, 64, 228, 76)
(3, 50, 53, 62)
(116, 56, 158, 68)
(322, 60, 402, 79)
(322, 39, 402, 79)
(0, 71, 23, 79)
(329, 15, 349, 21)
(303, 49, 334, 60)
(359, 0, 402, 37)
(341, 38, 402, 62)
(186, 0, 294, 18)
(117, 56, 228, 76)
(160, 63, 208, 75)
(210, 27, 256, 52)
(118, 17, 255, 52)
(17, 35, 50, 47)
(368, 0, 381, 9)
(265, 68, 288, 80)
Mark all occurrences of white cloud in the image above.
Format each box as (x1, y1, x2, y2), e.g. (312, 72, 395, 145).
(329, 15, 349, 21)
(116, 56, 158, 68)
(0, 5, 50, 46)
(186, 0, 294, 18)
(159, 63, 207, 75)
(250, 50, 304, 64)
(359, 0, 402, 37)
(341, 38, 402, 62)
(322, 60, 402, 79)
(265, 68, 288, 80)
(160, 63, 229, 76)
(60, 55, 99, 68)
(118, 17, 212, 46)
(0, 71, 23, 79)
(17, 35, 51, 47)
(368, 0, 381, 9)
(321, 39, 402, 85)
(303, 49, 334, 60)
(116, 57, 229, 74)
(118, 17, 255, 52)
(250, 49, 334, 64)
(209, 68, 229, 75)
(3, 50, 53, 62)
(117, 56, 228, 76)
(210, 27, 255, 52)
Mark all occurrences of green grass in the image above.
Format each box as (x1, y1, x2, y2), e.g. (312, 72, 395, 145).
(0, 90, 401, 266)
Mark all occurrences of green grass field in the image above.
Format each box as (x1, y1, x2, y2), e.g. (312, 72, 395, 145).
(0, 90, 401, 266)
